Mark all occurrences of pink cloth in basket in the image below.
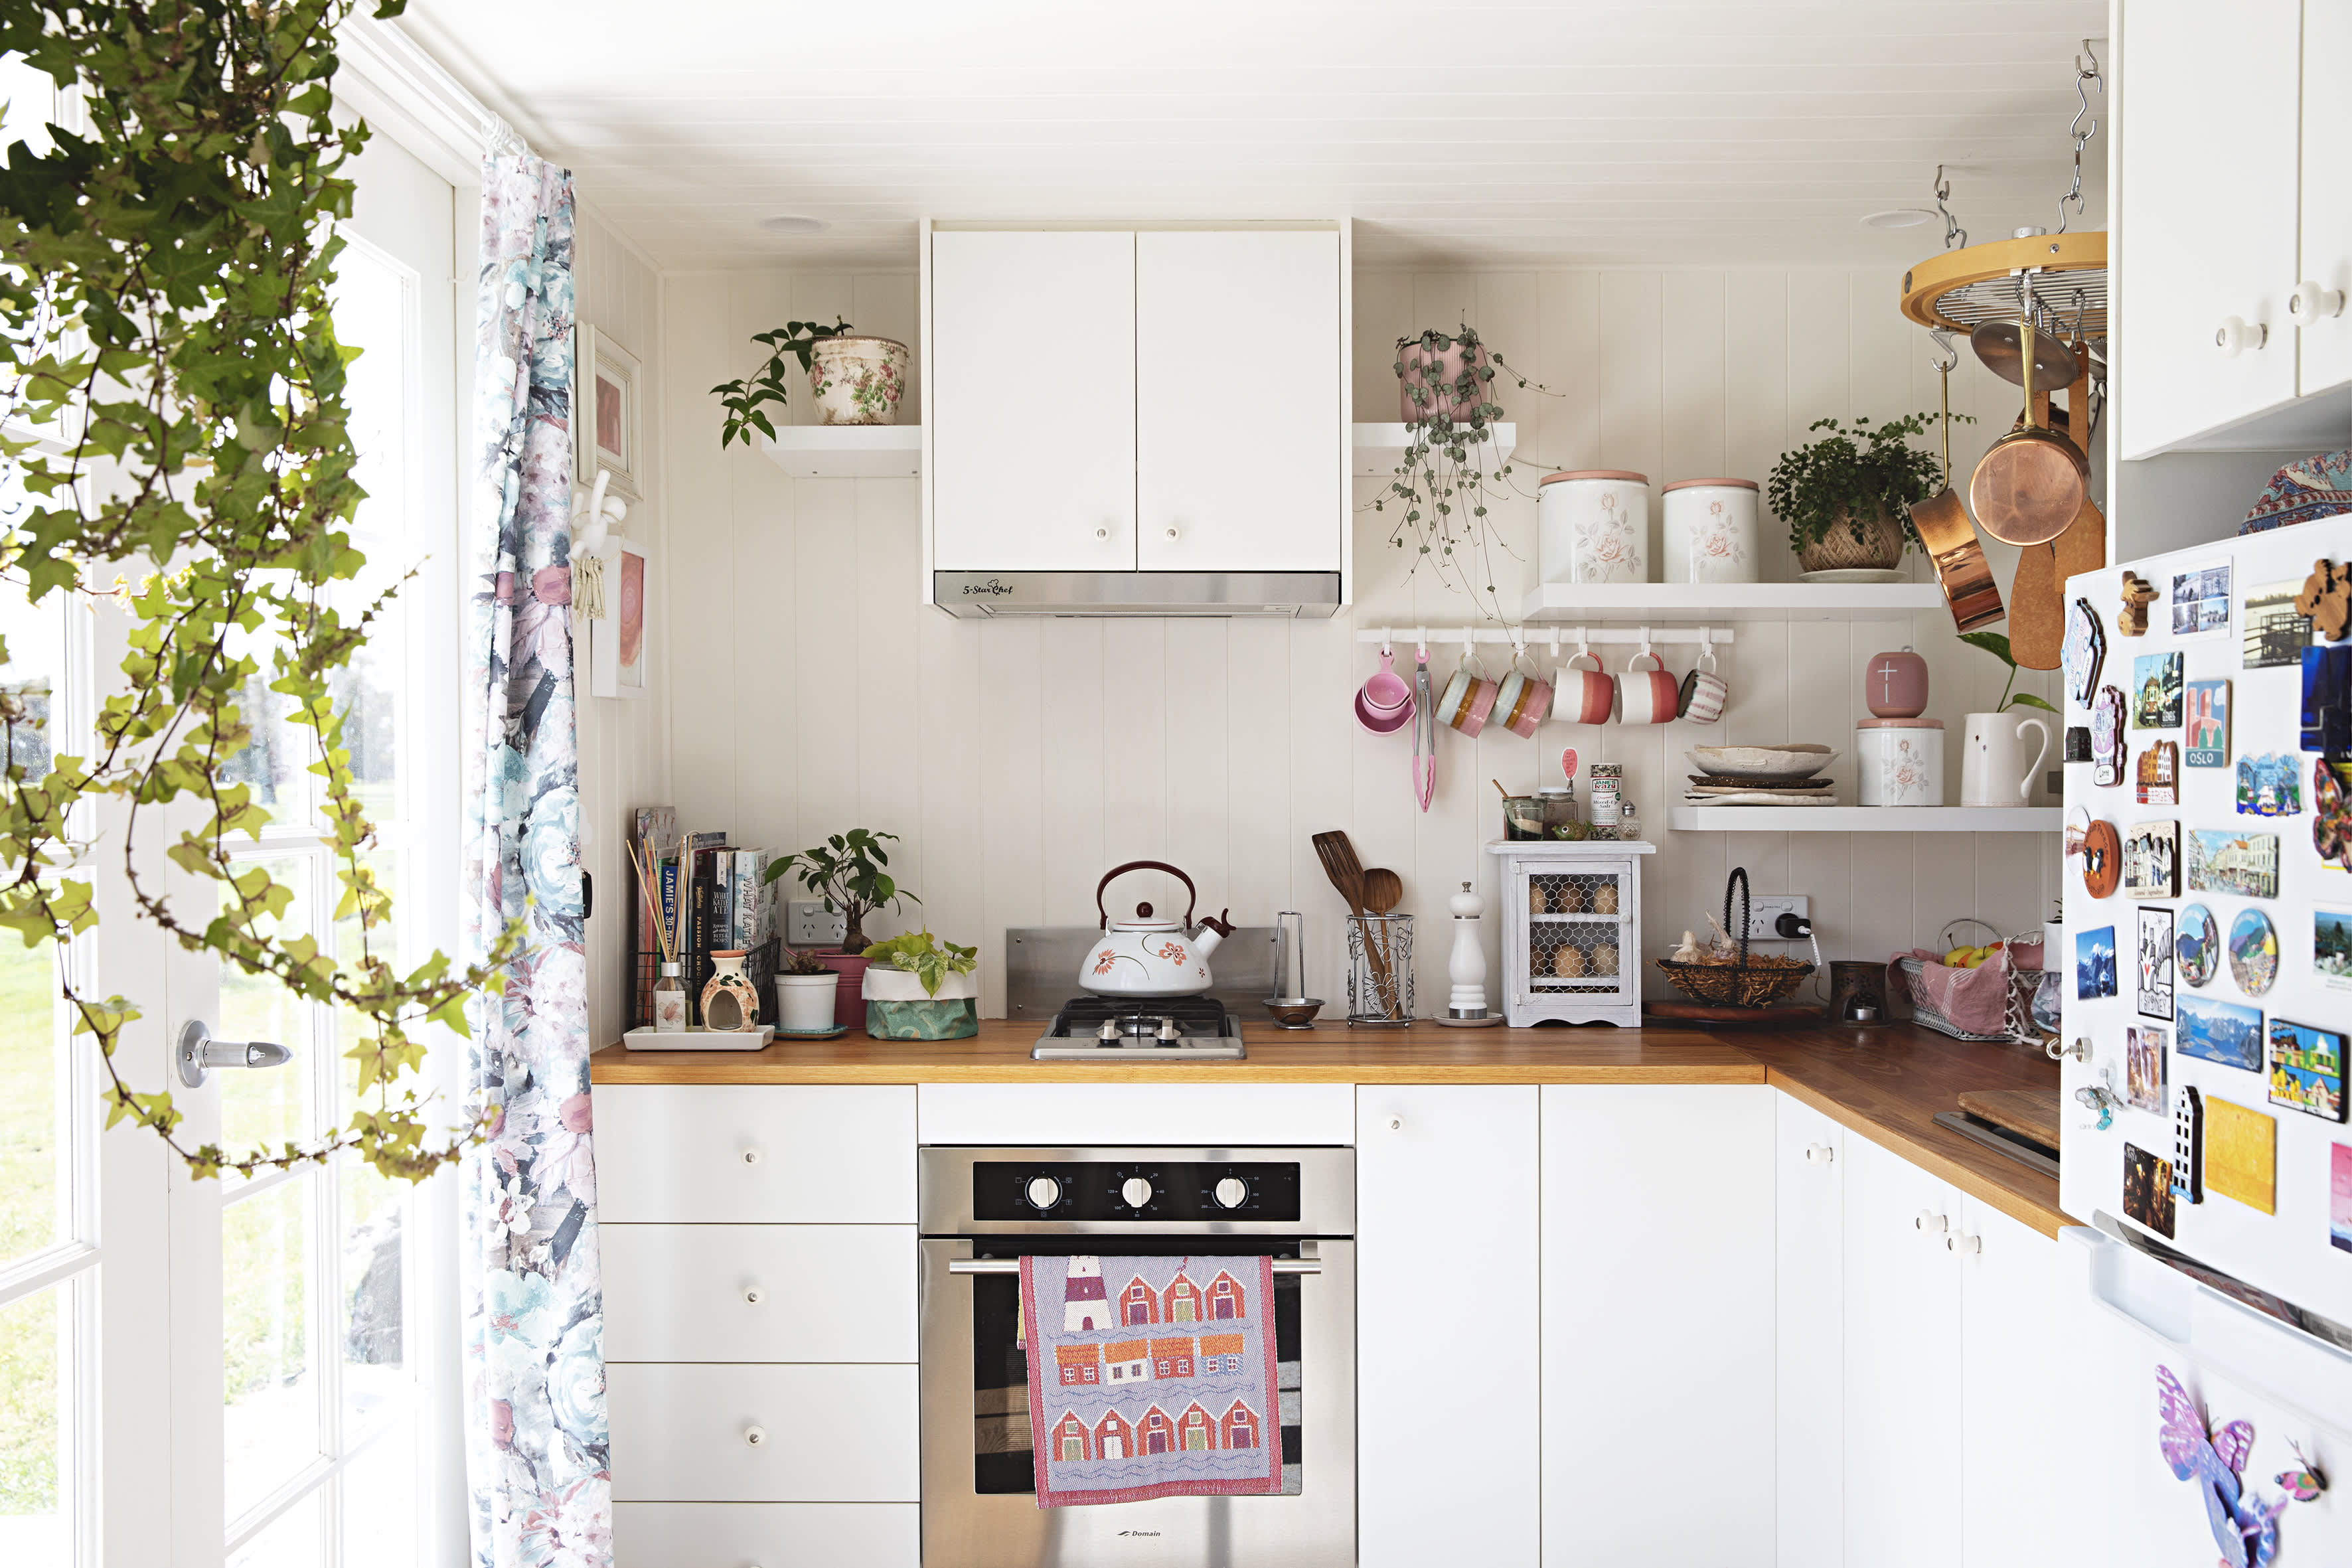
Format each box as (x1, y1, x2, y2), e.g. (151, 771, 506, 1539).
(1891, 945, 2013, 1035)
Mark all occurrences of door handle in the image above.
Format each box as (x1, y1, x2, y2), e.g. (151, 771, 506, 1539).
(948, 1258, 1321, 1275)
(175, 1020, 292, 1088)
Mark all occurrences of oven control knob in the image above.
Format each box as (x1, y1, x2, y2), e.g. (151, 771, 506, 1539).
(1214, 1177, 1249, 1210)
(1121, 1176, 1154, 1208)
(1025, 1176, 1061, 1210)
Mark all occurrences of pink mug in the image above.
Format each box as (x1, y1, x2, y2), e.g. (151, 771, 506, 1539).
(1615, 649, 1680, 725)
(1558, 651, 1614, 725)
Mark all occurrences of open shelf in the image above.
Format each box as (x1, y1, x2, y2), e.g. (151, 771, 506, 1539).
(1352, 422, 1516, 477)
(1523, 580, 1947, 623)
(1668, 806, 2063, 832)
(759, 425, 922, 477)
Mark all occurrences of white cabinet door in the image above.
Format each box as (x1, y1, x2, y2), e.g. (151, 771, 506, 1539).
(1843, 1134, 1963, 1568)
(1955, 1198, 2063, 1568)
(613, 1503, 919, 1567)
(2303, 0, 2352, 395)
(2118, 0, 2302, 455)
(1357, 1086, 1539, 1565)
(601, 1224, 918, 1364)
(593, 1085, 916, 1223)
(1135, 230, 1342, 571)
(1542, 1085, 1776, 1567)
(931, 229, 1136, 570)
(1776, 1093, 1845, 1568)
(606, 1364, 921, 1503)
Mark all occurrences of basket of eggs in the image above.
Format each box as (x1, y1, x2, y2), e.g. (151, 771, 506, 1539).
(1654, 866, 1814, 1008)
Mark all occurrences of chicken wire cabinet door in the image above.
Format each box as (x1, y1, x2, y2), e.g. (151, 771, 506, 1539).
(1498, 851, 1642, 1026)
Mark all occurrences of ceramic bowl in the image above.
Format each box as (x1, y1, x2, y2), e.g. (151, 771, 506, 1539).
(1261, 997, 1325, 1028)
(1355, 687, 1414, 736)
(1361, 651, 1414, 718)
(1687, 743, 1838, 779)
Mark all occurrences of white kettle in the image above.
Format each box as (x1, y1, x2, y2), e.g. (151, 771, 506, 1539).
(1081, 861, 1233, 997)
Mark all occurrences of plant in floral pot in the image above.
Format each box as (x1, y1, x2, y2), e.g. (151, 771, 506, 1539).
(711, 317, 910, 442)
(775, 946, 843, 1034)
(1766, 411, 1971, 575)
(763, 829, 916, 1028)
(859, 930, 981, 1040)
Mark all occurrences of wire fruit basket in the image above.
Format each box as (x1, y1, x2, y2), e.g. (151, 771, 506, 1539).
(1654, 867, 1813, 1009)
(1895, 917, 2043, 1043)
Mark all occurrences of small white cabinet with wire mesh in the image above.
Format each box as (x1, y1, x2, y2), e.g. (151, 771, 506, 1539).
(1486, 840, 1654, 1027)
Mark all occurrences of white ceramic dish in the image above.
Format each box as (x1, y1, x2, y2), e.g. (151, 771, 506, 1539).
(1687, 743, 1839, 779)
(623, 1024, 775, 1051)
(1798, 568, 1907, 584)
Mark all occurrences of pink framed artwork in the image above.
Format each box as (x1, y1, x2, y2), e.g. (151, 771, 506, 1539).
(589, 536, 648, 700)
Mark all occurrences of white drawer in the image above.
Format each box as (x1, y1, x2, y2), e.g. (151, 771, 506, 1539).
(602, 1225, 916, 1364)
(917, 1082, 1355, 1145)
(613, 1502, 917, 1567)
(594, 1085, 915, 1223)
(608, 1364, 919, 1503)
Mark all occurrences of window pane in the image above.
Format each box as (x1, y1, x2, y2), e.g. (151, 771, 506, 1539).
(224, 1176, 319, 1522)
(226, 1488, 320, 1568)
(341, 1158, 402, 1433)
(0, 1284, 66, 1567)
(0, 580, 66, 1268)
(339, 1415, 416, 1568)
(219, 856, 315, 1161)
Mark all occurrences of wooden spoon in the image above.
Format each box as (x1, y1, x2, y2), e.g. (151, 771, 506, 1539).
(1361, 868, 1403, 914)
(1312, 830, 1398, 1016)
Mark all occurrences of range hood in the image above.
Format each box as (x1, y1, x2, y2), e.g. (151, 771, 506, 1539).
(933, 571, 1342, 617)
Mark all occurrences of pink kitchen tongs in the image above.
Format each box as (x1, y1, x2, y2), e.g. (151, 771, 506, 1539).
(1411, 637, 1435, 811)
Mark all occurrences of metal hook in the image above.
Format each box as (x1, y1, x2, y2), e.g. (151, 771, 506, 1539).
(1927, 328, 1960, 374)
(2057, 40, 2105, 234)
(1934, 163, 1967, 252)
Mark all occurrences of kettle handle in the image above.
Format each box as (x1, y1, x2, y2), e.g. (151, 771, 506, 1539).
(1097, 861, 1196, 930)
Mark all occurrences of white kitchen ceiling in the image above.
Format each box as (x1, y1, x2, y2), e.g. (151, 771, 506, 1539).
(396, 0, 2110, 273)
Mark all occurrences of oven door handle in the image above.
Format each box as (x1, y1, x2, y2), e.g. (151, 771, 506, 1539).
(946, 1258, 1321, 1275)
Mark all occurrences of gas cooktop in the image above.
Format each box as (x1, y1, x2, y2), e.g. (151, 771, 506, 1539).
(1030, 995, 1247, 1060)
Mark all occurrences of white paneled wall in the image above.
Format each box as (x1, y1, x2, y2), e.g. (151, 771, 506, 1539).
(660, 264, 2063, 1020)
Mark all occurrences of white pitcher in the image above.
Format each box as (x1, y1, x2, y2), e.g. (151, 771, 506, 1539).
(1960, 710, 2051, 807)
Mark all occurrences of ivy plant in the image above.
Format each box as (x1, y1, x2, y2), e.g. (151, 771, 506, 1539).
(860, 929, 977, 997)
(0, 0, 520, 1180)
(1764, 411, 1972, 554)
(710, 317, 853, 447)
(764, 828, 913, 951)
(1372, 325, 1540, 623)
(1958, 631, 2059, 714)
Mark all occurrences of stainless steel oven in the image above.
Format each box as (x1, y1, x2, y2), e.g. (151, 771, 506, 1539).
(919, 1146, 1356, 1567)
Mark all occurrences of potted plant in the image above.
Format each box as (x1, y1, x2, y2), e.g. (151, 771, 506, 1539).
(763, 828, 917, 1028)
(711, 317, 908, 443)
(775, 946, 842, 1034)
(1766, 411, 1970, 574)
(1957, 631, 2060, 807)
(859, 929, 980, 1040)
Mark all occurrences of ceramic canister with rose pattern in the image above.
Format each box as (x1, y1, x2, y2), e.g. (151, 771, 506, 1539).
(1661, 478, 1759, 584)
(1539, 471, 1650, 585)
(1856, 718, 1944, 807)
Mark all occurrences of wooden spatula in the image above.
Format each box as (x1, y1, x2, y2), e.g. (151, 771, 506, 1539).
(2010, 343, 2107, 671)
(1312, 831, 1398, 1016)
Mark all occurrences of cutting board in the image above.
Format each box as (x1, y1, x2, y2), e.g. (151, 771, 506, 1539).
(1957, 1087, 2060, 1148)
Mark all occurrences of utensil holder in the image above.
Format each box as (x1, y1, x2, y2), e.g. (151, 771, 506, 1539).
(1347, 915, 1414, 1024)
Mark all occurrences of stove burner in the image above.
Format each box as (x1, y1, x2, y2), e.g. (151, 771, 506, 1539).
(1034, 995, 1245, 1059)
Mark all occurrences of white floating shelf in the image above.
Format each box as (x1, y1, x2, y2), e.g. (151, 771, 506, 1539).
(1352, 422, 1516, 477)
(758, 425, 921, 478)
(1524, 581, 1946, 623)
(1668, 806, 2064, 833)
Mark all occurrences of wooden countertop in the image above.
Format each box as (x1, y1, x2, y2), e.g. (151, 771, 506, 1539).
(589, 1017, 2068, 1239)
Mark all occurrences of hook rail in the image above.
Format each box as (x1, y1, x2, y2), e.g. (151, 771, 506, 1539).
(1356, 625, 1734, 647)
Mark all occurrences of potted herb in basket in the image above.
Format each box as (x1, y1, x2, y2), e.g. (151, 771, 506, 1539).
(764, 829, 916, 1028)
(1766, 411, 1971, 574)
(859, 930, 980, 1040)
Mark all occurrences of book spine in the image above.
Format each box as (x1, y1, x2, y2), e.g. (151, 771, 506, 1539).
(733, 850, 763, 953)
(659, 861, 679, 959)
(688, 876, 712, 1023)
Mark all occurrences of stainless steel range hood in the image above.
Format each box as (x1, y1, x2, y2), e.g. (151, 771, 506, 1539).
(933, 570, 1342, 617)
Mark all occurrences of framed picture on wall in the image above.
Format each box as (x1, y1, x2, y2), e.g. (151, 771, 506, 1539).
(589, 536, 649, 700)
(576, 323, 643, 501)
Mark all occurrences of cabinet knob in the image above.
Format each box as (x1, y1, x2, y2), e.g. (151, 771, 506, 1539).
(1164, 525, 1181, 542)
(1094, 526, 1111, 541)
(2215, 315, 2268, 356)
(1915, 1209, 1948, 1234)
(1947, 1233, 1982, 1255)
(1804, 1142, 1835, 1166)
(1386, 1114, 1403, 1132)
(743, 1285, 765, 1306)
(2290, 281, 2346, 327)
(744, 1424, 767, 1448)
(741, 1147, 763, 1166)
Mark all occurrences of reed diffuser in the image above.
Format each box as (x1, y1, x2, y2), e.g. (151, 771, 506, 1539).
(629, 836, 688, 1031)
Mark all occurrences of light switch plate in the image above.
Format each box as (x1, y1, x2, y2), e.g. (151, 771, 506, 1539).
(787, 901, 846, 945)
(1743, 894, 1810, 941)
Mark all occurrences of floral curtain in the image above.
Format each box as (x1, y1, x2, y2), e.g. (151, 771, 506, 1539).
(460, 152, 608, 1568)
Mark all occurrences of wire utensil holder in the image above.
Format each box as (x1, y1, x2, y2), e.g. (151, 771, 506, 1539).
(1347, 914, 1414, 1024)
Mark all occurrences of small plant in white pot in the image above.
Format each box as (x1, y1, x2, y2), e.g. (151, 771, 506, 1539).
(775, 947, 842, 1034)
(860, 930, 980, 1040)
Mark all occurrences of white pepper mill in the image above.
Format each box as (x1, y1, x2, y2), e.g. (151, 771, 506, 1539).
(1439, 880, 1503, 1028)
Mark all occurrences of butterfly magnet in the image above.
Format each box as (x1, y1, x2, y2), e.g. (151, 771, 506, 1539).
(2157, 1364, 2287, 1568)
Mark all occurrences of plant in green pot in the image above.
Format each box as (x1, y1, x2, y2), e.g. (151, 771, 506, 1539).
(764, 829, 915, 1028)
(775, 946, 842, 1035)
(859, 931, 980, 1040)
(1766, 411, 1970, 576)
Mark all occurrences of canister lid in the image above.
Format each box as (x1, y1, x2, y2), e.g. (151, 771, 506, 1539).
(1539, 469, 1650, 485)
(1660, 477, 1759, 493)
(1856, 717, 1944, 729)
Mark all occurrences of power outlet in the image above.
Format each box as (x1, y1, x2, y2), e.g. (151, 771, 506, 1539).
(1743, 894, 1811, 942)
(787, 901, 846, 946)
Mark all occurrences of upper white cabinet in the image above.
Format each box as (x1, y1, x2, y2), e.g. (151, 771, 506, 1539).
(1135, 230, 1342, 572)
(2302, 0, 2352, 396)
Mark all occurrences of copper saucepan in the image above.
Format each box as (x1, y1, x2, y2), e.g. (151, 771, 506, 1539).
(1907, 337, 2003, 632)
(1967, 274, 2088, 546)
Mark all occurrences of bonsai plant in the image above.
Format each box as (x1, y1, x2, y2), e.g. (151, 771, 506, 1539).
(765, 828, 916, 1028)
(774, 945, 842, 1034)
(858, 929, 981, 1040)
(1766, 411, 1971, 573)
(710, 317, 854, 447)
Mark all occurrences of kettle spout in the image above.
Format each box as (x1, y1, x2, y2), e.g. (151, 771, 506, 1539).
(1192, 909, 1233, 958)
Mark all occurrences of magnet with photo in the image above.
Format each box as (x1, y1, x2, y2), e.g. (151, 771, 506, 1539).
(2244, 578, 2315, 669)
(2124, 821, 2180, 898)
(2227, 906, 2279, 996)
(2236, 752, 2302, 817)
(2177, 994, 2263, 1072)
(2203, 1096, 2275, 1215)
(2126, 1024, 2167, 1112)
(2169, 559, 2233, 639)
(2076, 924, 2118, 1000)
(2185, 680, 2230, 767)
(2066, 596, 2105, 705)
(2092, 685, 2128, 785)
(2133, 651, 2184, 729)
(2266, 1018, 2347, 1124)
(2315, 757, 2352, 871)
(2082, 819, 2121, 899)
(2315, 907, 2352, 990)
(2136, 742, 2179, 805)
(2124, 1141, 2177, 1239)
(2138, 905, 2175, 1020)
(2186, 828, 2279, 900)
(2171, 1085, 2204, 1204)
(2176, 903, 2220, 988)
(2300, 643, 2352, 753)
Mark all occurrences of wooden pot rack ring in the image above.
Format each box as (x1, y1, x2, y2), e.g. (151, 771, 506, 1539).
(1899, 230, 2108, 343)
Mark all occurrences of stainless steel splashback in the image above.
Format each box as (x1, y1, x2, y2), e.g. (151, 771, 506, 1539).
(1004, 926, 1280, 1022)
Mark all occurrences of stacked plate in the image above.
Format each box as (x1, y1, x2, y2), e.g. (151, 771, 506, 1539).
(1684, 744, 1840, 807)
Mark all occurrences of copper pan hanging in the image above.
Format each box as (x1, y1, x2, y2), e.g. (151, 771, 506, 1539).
(1906, 333, 2003, 632)
(1968, 273, 2088, 546)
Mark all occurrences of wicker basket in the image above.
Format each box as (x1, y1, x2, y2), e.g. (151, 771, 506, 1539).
(1654, 866, 1816, 1008)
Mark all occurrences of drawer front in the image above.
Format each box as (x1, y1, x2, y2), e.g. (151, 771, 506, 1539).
(613, 1502, 917, 1567)
(595, 1085, 915, 1223)
(603, 1225, 917, 1364)
(917, 1081, 1356, 1145)
(608, 1364, 919, 1503)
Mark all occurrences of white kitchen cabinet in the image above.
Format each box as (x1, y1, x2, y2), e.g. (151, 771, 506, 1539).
(1776, 1093, 1845, 1568)
(1135, 229, 1342, 572)
(930, 229, 1137, 570)
(1842, 1132, 1964, 1568)
(1542, 1085, 1775, 1567)
(1356, 1086, 1539, 1566)
(612, 1503, 919, 1567)
(601, 1225, 917, 1364)
(593, 1085, 915, 1224)
(1954, 1196, 2063, 1568)
(607, 1363, 920, 1503)
(2302, 0, 2352, 396)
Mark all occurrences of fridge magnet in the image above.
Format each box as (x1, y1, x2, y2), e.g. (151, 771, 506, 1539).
(2274, 1441, 2328, 1504)
(2077, 925, 2118, 1000)
(2172, 1084, 2204, 1203)
(2315, 907, 2352, 990)
(2064, 725, 2092, 762)
(2313, 758, 2352, 870)
(2126, 1024, 2168, 1112)
(2176, 903, 2221, 988)
(2124, 1142, 2177, 1238)
(2156, 1366, 2287, 1565)
(2333, 1144, 2352, 1253)
(2118, 570, 2157, 637)
(2298, 643, 2352, 753)
(2078, 818, 2121, 899)
(2177, 994, 2264, 1072)
(2185, 680, 2230, 766)
(2295, 556, 2352, 641)
(2187, 828, 2280, 900)
(2203, 1096, 2276, 1215)
(2133, 651, 2184, 728)
(2124, 821, 2181, 898)
(2266, 1018, 2347, 1123)
(2236, 753, 2302, 816)
(2092, 685, 2128, 785)
(2169, 559, 2233, 639)
(2229, 907, 2280, 996)
(2244, 577, 2315, 668)
(2138, 905, 2176, 1020)
(2135, 742, 2179, 805)
(2065, 596, 2105, 704)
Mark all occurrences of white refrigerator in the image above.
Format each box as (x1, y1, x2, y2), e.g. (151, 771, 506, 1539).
(2058, 520, 2352, 1567)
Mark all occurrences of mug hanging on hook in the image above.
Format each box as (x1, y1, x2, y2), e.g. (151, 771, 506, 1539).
(1494, 635, 1554, 739)
(1436, 641, 1498, 737)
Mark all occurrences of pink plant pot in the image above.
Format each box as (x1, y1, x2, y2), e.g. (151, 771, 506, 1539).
(815, 953, 872, 1029)
(1397, 337, 1491, 425)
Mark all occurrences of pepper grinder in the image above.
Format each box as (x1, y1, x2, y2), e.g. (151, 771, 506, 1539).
(1439, 880, 1504, 1028)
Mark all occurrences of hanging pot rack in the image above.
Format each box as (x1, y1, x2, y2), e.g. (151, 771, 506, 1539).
(1900, 229, 2108, 345)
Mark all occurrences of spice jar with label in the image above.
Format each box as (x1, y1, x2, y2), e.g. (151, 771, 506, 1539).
(1537, 783, 1581, 836)
(1589, 763, 1622, 839)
